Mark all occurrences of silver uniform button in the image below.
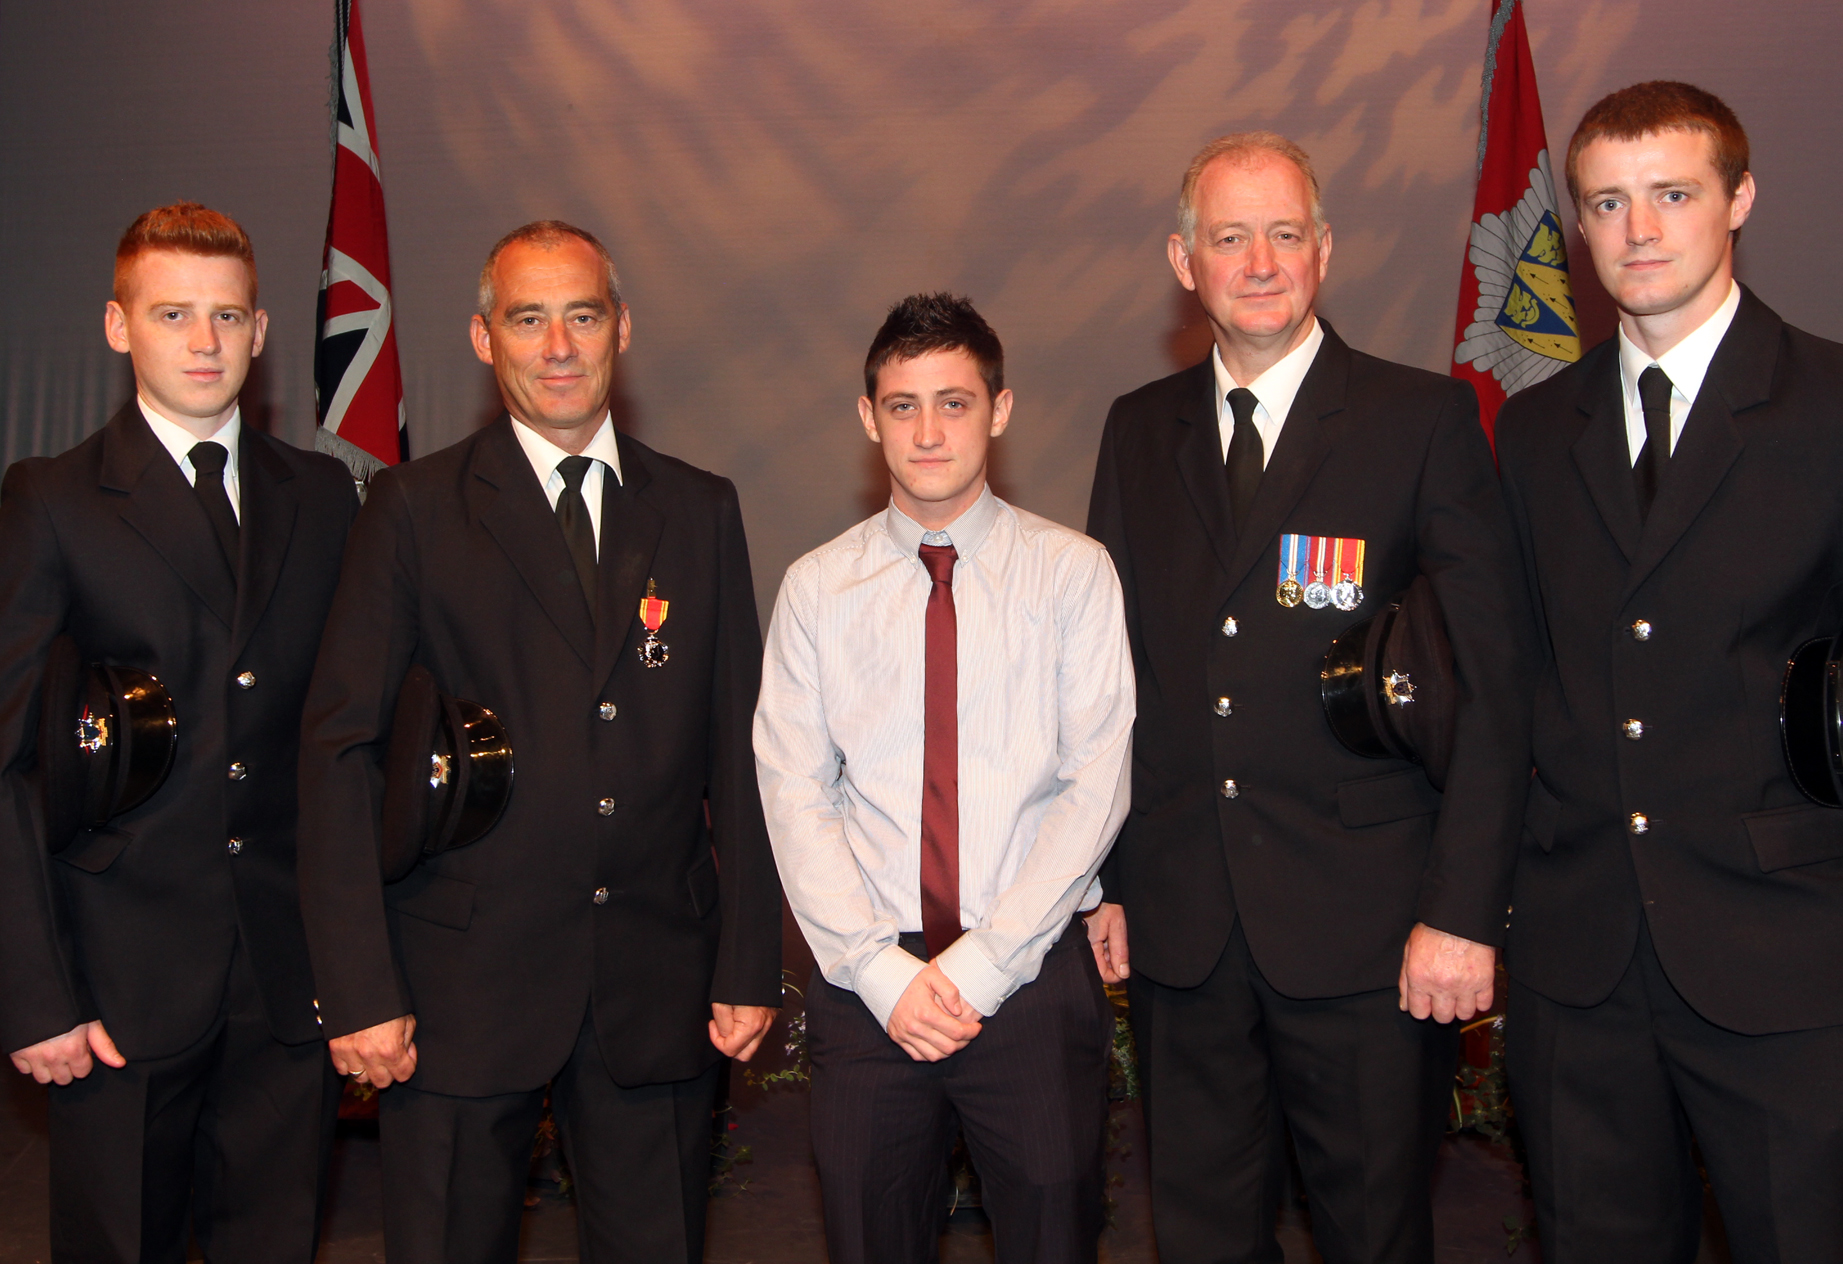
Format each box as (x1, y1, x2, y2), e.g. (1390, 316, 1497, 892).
(1221, 617, 1239, 638)
(227, 837, 244, 855)
(592, 887, 610, 905)
(1628, 812, 1649, 835)
(1622, 719, 1645, 740)
(1214, 696, 1234, 717)
(1630, 620, 1652, 642)
(598, 702, 617, 721)
(597, 797, 616, 816)
(236, 670, 257, 689)
(228, 762, 247, 780)
(1221, 779, 1239, 799)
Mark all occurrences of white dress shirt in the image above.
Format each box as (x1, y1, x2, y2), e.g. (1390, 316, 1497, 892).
(510, 413, 624, 554)
(1618, 279, 1740, 465)
(754, 486, 1135, 1027)
(139, 398, 243, 521)
(1212, 317, 1325, 467)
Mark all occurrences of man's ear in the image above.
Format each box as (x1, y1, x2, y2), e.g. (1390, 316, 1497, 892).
(857, 395, 880, 443)
(989, 388, 1013, 438)
(250, 308, 269, 358)
(103, 301, 131, 354)
(469, 314, 495, 367)
(1167, 234, 1198, 293)
(1728, 171, 1756, 234)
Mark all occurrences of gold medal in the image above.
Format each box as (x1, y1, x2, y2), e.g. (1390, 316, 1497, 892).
(1277, 578, 1303, 607)
(1276, 534, 1307, 608)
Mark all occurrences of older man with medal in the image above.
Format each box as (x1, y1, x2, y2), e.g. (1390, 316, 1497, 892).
(1084, 133, 1536, 1263)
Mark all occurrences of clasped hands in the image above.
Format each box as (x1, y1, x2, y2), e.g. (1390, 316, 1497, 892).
(886, 961, 984, 1062)
(329, 1002, 777, 1088)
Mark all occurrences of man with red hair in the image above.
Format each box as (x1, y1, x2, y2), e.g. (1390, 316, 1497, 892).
(1497, 82, 1843, 1258)
(0, 203, 357, 1261)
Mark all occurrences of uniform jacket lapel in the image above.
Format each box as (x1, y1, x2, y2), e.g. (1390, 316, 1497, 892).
(1618, 287, 1775, 604)
(1567, 344, 1643, 564)
(593, 434, 665, 692)
(469, 417, 595, 669)
(103, 404, 237, 629)
(230, 431, 297, 660)
(1218, 323, 1343, 599)
(1172, 359, 1240, 587)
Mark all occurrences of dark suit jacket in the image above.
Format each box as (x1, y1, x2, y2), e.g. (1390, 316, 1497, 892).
(297, 417, 782, 1096)
(1496, 288, 1843, 1035)
(0, 403, 358, 1059)
(1087, 325, 1535, 996)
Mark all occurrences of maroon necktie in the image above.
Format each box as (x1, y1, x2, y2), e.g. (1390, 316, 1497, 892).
(918, 542, 961, 959)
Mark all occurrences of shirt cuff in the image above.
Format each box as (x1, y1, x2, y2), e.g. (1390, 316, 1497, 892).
(934, 935, 1015, 1019)
(854, 942, 928, 1030)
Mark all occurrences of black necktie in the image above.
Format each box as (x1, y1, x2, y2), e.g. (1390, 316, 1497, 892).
(556, 455, 598, 614)
(1224, 388, 1264, 535)
(1635, 365, 1674, 521)
(188, 442, 239, 577)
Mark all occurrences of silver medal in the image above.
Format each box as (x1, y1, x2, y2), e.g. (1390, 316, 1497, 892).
(1303, 581, 1332, 610)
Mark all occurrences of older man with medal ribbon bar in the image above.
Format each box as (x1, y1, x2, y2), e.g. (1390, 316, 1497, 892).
(298, 220, 781, 1264)
(1084, 133, 1535, 1262)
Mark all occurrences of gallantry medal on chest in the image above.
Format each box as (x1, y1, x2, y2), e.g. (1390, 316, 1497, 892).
(638, 579, 670, 668)
(1278, 535, 1366, 612)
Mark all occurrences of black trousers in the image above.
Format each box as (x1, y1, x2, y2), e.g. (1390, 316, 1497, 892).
(806, 921, 1114, 1264)
(46, 939, 340, 1264)
(1130, 921, 1459, 1264)
(1507, 923, 1843, 1264)
(378, 1004, 721, 1264)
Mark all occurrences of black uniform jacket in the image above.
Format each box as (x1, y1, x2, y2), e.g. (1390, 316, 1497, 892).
(1496, 287, 1843, 1035)
(1087, 324, 1535, 996)
(297, 417, 782, 1097)
(0, 403, 357, 1059)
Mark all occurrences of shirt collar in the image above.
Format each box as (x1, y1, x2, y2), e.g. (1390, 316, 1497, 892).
(1617, 279, 1741, 410)
(1211, 316, 1324, 422)
(139, 397, 241, 471)
(883, 484, 1001, 561)
(510, 413, 624, 486)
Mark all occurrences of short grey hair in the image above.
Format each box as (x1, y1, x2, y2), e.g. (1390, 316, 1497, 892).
(476, 220, 623, 318)
(1176, 132, 1327, 249)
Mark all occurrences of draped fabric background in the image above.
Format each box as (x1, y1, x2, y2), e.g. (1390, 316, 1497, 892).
(4, 0, 1838, 617)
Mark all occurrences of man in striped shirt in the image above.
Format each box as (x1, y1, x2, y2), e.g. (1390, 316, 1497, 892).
(754, 293, 1135, 1264)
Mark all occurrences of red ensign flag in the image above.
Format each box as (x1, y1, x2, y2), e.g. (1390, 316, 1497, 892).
(1452, 0, 1579, 444)
(314, 0, 405, 480)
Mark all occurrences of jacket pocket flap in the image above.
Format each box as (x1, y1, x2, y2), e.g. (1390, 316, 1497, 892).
(54, 827, 134, 874)
(1524, 776, 1563, 853)
(1337, 768, 1442, 828)
(1744, 805, 1843, 872)
(688, 851, 719, 919)
(385, 870, 476, 931)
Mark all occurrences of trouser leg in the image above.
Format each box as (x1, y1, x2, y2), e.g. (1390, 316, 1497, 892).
(1635, 928, 1843, 1264)
(806, 964, 957, 1264)
(1505, 940, 1702, 1264)
(946, 921, 1112, 1264)
(378, 1077, 547, 1264)
(189, 941, 342, 1263)
(550, 1007, 721, 1264)
(1252, 937, 1457, 1264)
(1130, 921, 1285, 1264)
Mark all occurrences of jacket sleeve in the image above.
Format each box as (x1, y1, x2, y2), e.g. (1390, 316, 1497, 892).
(704, 480, 784, 1008)
(1084, 402, 1140, 905)
(295, 470, 422, 1039)
(1411, 381, 1537, 946)
(0, 461, 90, 1052)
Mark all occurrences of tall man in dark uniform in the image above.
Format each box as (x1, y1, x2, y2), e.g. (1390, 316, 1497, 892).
(0, 203, 357, 1261)
(297, 220, 783, 1264)
(1084, 134, 1534, 1262)
(1496, 82, 1843, 1260)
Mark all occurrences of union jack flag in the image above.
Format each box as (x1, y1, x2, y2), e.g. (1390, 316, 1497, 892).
(315, 0, 405, 481)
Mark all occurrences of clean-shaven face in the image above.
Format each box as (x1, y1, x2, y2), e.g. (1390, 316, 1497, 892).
(859, 348, 1012, 530)
(1170, 152, 1331, 350)
(1574, 128, 1753, 321)
(104, 249, 266, 431)
(470, 236, 631, 438)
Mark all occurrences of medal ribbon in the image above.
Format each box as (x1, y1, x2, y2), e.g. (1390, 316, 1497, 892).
(1278, 534, 1305, 586)
(640, 596, 669, 631)
(1339, 538, 1365, 587)
(1310, 536, 1330, 588)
